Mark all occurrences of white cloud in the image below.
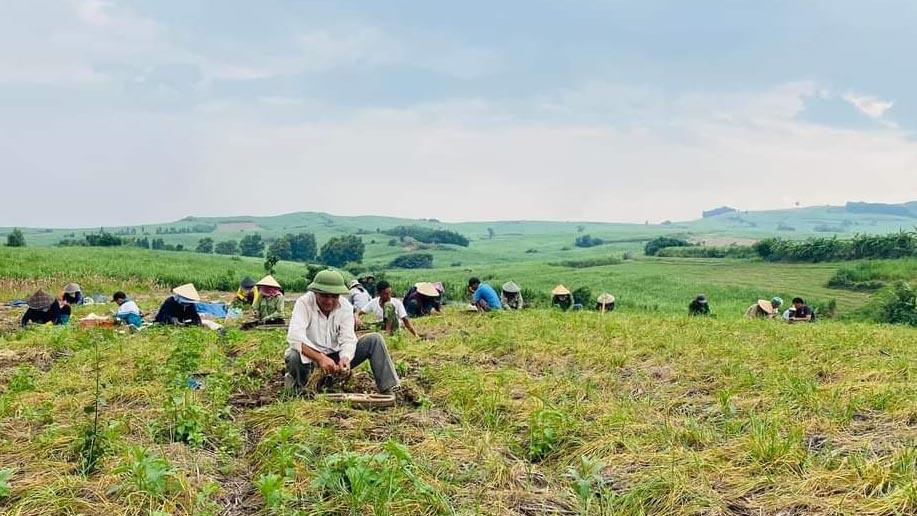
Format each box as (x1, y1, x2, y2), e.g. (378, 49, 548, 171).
(842, 93, 894, 119)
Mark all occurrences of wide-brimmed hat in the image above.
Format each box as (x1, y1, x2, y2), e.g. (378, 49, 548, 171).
(502, 281, 521, 294)
(308, 270, 350, 295)
(757, 299, 776, 315)
(416, 282, 439, 297)
(347, 279, 361, 289)
(172, 283, 201, 302)
(27, 289, 54, 311)
(696, 294, 708, 304)
(240, 277, 256, 289)
(551, 285, 571, 296)
(256, 275, 281, 289)
(63, 282, 82, 294)
(596, 293, 616, 304)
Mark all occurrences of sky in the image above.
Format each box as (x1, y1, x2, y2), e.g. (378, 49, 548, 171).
(1, 0, 916, 227)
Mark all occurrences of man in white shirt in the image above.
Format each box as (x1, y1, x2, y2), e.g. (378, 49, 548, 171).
(284, 270, 400, 394)
(357, 280, 420, 338)
(348, 279, 372, 312)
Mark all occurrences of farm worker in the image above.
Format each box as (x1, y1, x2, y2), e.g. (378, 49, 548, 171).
(348, 279, 372, 312)
(404, 282, 443, 317)
(468, 277, 502, 311)
(744, 297, 782, 319)
(359, 274, 378, 298)
(112, 291, 143, 328)
(688, 294, 710, 316)
(232, 277, 257, 308)
(358, 280, 421, 338)
(551, 285, 574, 311)
(501, 282, 524, 310)
(284, 269, 400, 394)
(251, 275, 285, 324)
(154, 283, 203, 325)
(596, 293, 616, 312)
(63, 283, 83, 305)
(20, 288, 74, 326)
(787, 297, 814, 323)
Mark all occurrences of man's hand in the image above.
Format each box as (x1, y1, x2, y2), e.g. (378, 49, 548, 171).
(337, 357, 351, 371)
(317, 354, 338, 374)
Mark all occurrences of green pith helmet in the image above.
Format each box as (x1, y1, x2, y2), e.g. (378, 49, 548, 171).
(308, 270, 350, 295)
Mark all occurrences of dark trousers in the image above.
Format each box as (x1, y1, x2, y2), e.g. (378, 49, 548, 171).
(284, 333, 399, 393)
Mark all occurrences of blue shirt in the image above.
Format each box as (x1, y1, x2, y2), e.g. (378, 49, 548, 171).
(473, 283, 502, 309)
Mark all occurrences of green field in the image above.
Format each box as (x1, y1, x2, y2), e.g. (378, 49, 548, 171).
(0, 215, 915, 515)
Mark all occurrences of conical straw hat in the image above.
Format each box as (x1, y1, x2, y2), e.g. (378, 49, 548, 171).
(551, 284, 571, 296)
(256, 275, 281, 288)
(757, 299, 775, 315)
(596, 293, 615, 304)
(502, 281, 521, 293)
(416, 282, 439, 297)
(172, 283, 201, 302)
(27, 289, 54, 311)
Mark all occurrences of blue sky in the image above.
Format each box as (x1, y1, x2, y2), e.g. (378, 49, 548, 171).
(2, 0, 915, 226)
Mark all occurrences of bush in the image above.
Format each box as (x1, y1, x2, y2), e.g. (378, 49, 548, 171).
(195, 237, 214, 254)
(239, 234, 265, 257)
(388, 253, 433, 269)
(753, 231, 917, 262)
(645, 237, 690, 256)
(214, 240, 238, 255)
(861, 282, 916, 326)
(574, 234, 605, 248)
(657, 245, 757, 259)
(321, 235, 365, 267)
(551, 256, 622, 268)
(6, 228, 25, 247)
(382, 226, 469, 247)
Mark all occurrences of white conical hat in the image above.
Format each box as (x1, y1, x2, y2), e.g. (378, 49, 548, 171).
(416, 282, 439, 297)
(171, 283, 201, 302)
(256, 275, 281, 288)
(551, 284, 571, 296)
(597, 293, 616, 304)
(757, 299, 776, 315)
(502, 281, 521, 293)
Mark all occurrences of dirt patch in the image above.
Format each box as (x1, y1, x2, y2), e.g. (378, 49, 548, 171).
(0, 348, 67, 372)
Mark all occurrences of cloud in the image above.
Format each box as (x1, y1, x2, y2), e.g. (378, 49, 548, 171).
(842, 93, 894, 119)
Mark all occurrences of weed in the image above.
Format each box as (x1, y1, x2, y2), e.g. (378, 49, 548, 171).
(114, 447, 178, 499)
(528, 407, 571, 461)
(164, 389, 207, 447)
(0, 468, 12, 499)
(8, 364, 37, 393)
(254, 473, 289, 510)
(567, 456, 605, 514)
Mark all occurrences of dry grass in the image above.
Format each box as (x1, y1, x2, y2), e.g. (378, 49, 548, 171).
(0, 304, 914, 515)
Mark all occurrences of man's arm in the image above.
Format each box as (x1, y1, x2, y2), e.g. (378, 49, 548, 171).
(336, 310, 358, 369)
(402, 317, 420, 338)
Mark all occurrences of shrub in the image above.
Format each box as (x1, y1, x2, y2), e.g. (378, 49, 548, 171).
(645, 237, 690, 256)
(382, 226, 469, 247)
(574, 234, 605, 248)
(862, 282, 916, 326)
(388, 253, 433, 269)
(321, 235, 365, 267)
(6, 228, 25, 247)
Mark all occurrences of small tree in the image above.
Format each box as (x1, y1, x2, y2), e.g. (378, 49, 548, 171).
(388, 253, 434, 269)
(239, 234, 265, 257)
(264, 254, 280, 274)
(214, 240, 239, 255)
(195, 237, 214, 254)
(288, 232, 317, 262)
(6, 228, 25, 247)
(320, 235, 365, 267)
(268, 237, 293, 261)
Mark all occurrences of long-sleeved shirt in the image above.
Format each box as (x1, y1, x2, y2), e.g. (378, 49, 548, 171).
(349, 287, 371, 311)
(253, 294, 284, 321)
(286, 292, 357, 364)
(21, 300, 70, 327)
(116, 300, 141, 316)
(501, 292, 524, 310)
(473, 283, 502, 310)
(360, 297, 408, 321)
(154, 297, 201, 325)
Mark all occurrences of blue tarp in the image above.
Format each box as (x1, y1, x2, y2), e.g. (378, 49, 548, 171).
(194, 302, 229, 318)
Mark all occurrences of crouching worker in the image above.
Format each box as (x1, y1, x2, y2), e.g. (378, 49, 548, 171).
(358, 280, 421, 338)
(501, 282, 524, 310)
(745, 297, 782, 319)
(468, 277, 502, 312)
(112, 291, 144, 329)
(241, 275, 285, 329)
(155, 284, 202, 325)
(284, 270, 400, 395)
(21, 288, 74, 326)
(596, 293, 616, 312)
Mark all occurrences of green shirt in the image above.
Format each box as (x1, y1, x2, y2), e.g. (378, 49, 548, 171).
(253, 295, 284, 322)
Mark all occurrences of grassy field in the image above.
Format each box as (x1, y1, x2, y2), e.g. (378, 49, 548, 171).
(0, 310, 914, 515)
